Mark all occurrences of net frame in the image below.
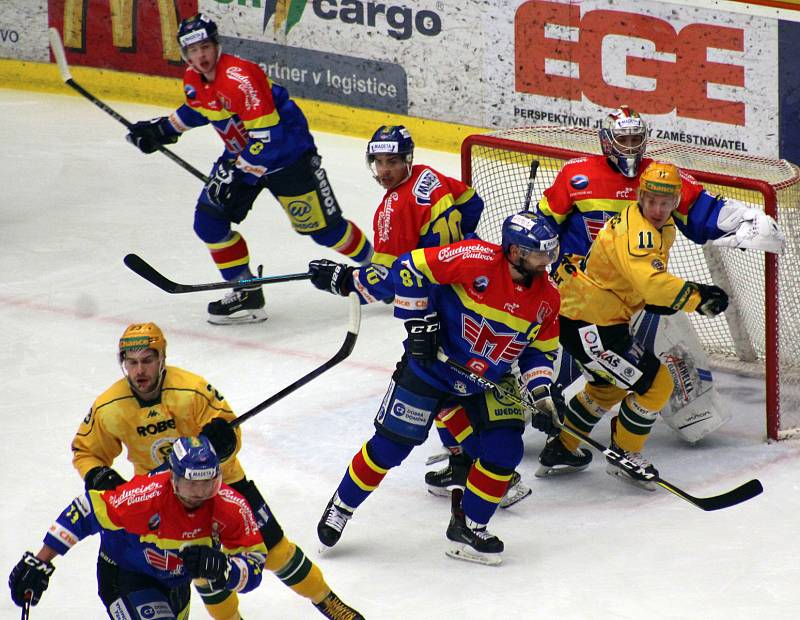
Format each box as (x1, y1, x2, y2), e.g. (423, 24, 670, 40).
(461, 127, 800, 441)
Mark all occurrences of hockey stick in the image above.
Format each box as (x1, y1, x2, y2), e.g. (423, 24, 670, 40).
(124, 253, 311, 293)
(522, 160, 540, 212)
(230, 293, 361, 428)
(20, 593, 30, 620)
(48, 28, 209, 184)
(436, 351, 763, 511)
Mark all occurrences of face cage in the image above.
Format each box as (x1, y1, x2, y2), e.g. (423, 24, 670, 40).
(600, 127, 647, 178)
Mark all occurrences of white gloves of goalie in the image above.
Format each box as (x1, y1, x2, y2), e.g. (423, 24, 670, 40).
(714, 199, 785, 254)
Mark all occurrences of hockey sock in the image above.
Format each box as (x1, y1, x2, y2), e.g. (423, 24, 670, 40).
(206, 231, 251, 281)
(194, 581, 241, 620)
(265, 537, 330, 603)
(438, 405, 476, 448)
(615, 396, 658, 453)
(336, 437, 411, 508)
(311, 219, 373, 264)
(462, 459, 513, 525)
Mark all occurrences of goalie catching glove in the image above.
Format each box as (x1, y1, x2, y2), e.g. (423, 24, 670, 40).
(691, 282, 729, 317)
(126, 117, 179, 154)
(8, 551, 55, 607)
(528, 384, 564, 435)
(713, 199, 785, 254)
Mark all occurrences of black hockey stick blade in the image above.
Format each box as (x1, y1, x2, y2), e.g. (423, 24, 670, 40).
(48, 27, 209, 183)
(124, 253, 311, 293)
(436, 350, 764, 512)
(231, 293, 361, 428)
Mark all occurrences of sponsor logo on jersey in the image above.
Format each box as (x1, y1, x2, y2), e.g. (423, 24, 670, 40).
(313, 167, 339, 215)
(108, 482, 162, 509)
(226, 66, 262, 111)
(136, 419, 177, 437)
(570, 174, 589, 189)
(182, 527, 204, 539)
(412, 169, 442, 205)
(473, 275, 489, 292)
(462, 316, 527, 363)
(147, 409, 160, 418)
(184, 84, 197, 100)
(143, 547, 182, 573)
(391, 400, 429, 426)
(377, 193, 397, 243)
(135, 601, 172, 619)
(148, 513, 161, 531)
(504, 302, 520, 313)
(616, 187, 635, 199)
(437, 244, 494, 263)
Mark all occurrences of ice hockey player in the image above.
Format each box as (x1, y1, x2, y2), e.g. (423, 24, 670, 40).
(71, 322, 363, 620)
(125, 13, 372, 325)
(535, 105, 784, 451)
(8, 435, 267, 619)
(315, 211, 563, 566)
(544, 162, 730, 490)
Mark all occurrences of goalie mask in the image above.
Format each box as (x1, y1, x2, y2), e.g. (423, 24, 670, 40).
(169, 436, 222, 509)
(599, 106, 648, 178)
(177, 13, 220, 61)
(366, 125, 414, 185)
(501, 212, 559, 283)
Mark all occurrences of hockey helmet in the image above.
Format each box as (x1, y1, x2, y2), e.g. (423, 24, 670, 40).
(177, 13, 219, 59)
(366, 125, 414, 164)
(169, 436, 222, 507)
(118, 322, 166, 362)
(599, 106, 648, 178)
(638, 161, 682, 207)
(501, 212, 560, 264)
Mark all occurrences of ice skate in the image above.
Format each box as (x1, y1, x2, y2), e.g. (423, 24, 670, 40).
(425, 452, 471, 497)
(207, 285, 266, 325)
(317, 494, 353, 550)
(535, 434, 592, 477)
(498, 471, 532, 509)
(605, 439, 659, 491)
(445, 490, 503, 566)
(314, 591, 365, 620)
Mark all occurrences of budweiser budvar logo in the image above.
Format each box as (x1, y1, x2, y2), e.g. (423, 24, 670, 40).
(437, 244, 495, 263)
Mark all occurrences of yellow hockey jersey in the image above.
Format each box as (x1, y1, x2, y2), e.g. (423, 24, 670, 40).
(557, 203, 703, 326)
(72, 366, 245, 483)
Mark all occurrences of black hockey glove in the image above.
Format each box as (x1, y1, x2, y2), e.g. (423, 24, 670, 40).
(309, 259, 353, 296)
(643, 304, 678, 316)
(84, 466, 127, 491)
(126, 117, 179, 154)
(691, 282, 729, 317)
(180, 545, 230, 585)
(201, 418, 238, 462)
(8, 551, 55, 607)
(529, 384, 565, 435)
(205, 159, 259, 224)
(404, 314, 440, 365)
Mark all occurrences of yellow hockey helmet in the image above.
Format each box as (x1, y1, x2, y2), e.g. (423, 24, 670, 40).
(639, 162, 682, 197)
(118, 323, 167, 361)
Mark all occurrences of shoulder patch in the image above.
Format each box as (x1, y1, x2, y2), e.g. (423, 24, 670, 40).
(413, 169, 442, 205)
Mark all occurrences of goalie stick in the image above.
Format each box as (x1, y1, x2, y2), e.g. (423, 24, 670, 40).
(48, 27, 208, 184)
(436, 350, 763, 512)
(124, 253, 311, 293)
(231, 293, 361, 428)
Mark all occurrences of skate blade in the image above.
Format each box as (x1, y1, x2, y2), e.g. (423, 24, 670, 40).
(535, 463, 589, 478)
(605, 464, 658, 491)
(207, 309, 268, 325)
(445, 544, 502, 566)
(499, 483, 532, 509)
(425, 450, 450, 466)
(426, 486, 453, 498)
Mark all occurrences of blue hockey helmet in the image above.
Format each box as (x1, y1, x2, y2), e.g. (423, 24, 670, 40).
(169, 436, 221, 508)
(501, 212, 560, 264)
(366, 125, 414, 164)
(177, 14, 219, 59)
(599, 106, 648, 178)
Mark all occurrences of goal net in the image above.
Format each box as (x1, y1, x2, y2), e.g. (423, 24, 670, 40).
(462, 126, 800, 441)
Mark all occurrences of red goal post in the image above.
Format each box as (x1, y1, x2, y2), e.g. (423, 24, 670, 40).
(461, 127, 800, 441)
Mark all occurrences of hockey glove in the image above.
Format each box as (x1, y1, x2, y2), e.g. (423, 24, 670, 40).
(201, 418, 238, 462)
(204, 159, 260, 224)
(643, 304, 678, 316)
(309, 259, 353, 296)
(529, 384, 564, 435)
(126, 117, 179, 154)
(8, 551, 55, 607)
(691, 282, 729, 317)
(404, 314, 440, 365)
(180, 545, 230, 585)
(84, 466, 126, 491)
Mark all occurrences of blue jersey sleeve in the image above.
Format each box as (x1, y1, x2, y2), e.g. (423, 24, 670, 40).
(42, 493, 100, 556)
(391, 251, 433, 321)
(350, 264, 394, 304)
(172, 104, 210, 131)
(457, 191, 484, 236)
(675, 190, 727, 244)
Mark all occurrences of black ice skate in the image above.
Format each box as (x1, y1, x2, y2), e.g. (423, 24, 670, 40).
(535, 434, 592, 477)
(425, 452, 471, 497)
(317, 494, 353, 550)
(445, 489, 503, 566)
(605, 416, 658, 491)
(314, 591, 365, 620)
(207, 285, 266, 325)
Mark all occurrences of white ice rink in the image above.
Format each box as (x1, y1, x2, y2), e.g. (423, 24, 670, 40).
(1, 88, 799, 619)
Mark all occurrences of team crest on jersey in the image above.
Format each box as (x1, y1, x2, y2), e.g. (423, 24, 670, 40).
(583, 213, 611, 241)
(184, 84, 197, 100)
(651, 258, 665, 271)
(536, 300, 554, 324)
(144, 547, 182, 573)
(462, 315, 526, 363)
(570, 174, 589, 189)
(148, 513, 161, 531)
(472, 275, 489, 292)
(412, 169, 442, 205)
